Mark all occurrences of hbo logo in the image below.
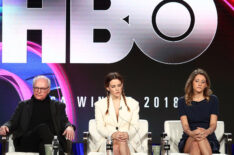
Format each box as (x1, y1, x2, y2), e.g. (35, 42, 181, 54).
(2, 0, 217, 64)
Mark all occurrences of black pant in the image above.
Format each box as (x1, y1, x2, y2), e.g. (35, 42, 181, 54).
(14, 124, 54, 155)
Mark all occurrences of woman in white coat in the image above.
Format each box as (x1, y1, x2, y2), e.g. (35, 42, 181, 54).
(95, 72, 140, 155)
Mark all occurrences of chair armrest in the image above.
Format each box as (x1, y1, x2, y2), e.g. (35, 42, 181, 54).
(1, 135, 9, 155)
(224, 133, 232, 142)
(161, 132, 167, 138)
(160, 132, 170, 155)
(147, 132, 152, 155)
(223, 133, 232, 155)
(83, 131, 90, 155)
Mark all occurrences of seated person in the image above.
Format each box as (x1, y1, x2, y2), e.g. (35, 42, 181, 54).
(94, 72, 140, 155)
(0, 75, 75, 155)
(178, 69, 219, 155)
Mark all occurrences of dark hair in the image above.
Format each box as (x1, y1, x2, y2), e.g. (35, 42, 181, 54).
(104, 72, 130, 114)
(185, 68, 212, 105)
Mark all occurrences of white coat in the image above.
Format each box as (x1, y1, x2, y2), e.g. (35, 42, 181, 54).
(92, 96, 140, 153)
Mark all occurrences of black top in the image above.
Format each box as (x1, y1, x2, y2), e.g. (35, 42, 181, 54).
(178, 94, 219, 130)
(178, 94, 220, 153)
(4, 97, 75, 152)
(29, 95, 55, 134)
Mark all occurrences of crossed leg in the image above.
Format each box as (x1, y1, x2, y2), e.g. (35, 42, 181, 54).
(113, 139, 130, 155)
(184, 137, 212, 155)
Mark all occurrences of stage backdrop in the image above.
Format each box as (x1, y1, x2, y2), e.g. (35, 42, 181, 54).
(0, 0, 233, 143)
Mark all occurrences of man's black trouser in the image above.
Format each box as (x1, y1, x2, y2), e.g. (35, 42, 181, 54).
(14, 124, 54, 155)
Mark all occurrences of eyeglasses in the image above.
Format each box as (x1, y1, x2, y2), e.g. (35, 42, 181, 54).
(33, 87, 49, 92)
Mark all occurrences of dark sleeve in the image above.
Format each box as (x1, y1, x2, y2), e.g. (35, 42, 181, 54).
(3, 101, 24, 133)
(178, 97, 186, 118)
(210, 95, 219, 116)
(59, 103, 76, 131)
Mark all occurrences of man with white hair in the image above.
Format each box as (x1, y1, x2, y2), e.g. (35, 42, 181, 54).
(0, 75, 75, 155)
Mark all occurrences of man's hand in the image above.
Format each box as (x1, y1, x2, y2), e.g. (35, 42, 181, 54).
(63, 126, 75, 141)
(0, 126, 9, 136)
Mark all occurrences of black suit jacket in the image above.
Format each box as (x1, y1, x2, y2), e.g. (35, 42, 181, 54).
(4, 97, 75, 151)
